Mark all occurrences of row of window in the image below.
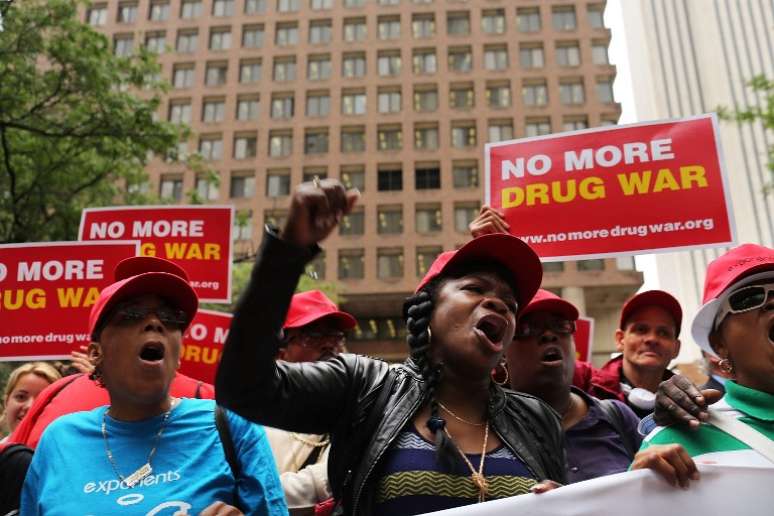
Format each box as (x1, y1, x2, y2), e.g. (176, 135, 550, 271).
(90, 2, 605, 34)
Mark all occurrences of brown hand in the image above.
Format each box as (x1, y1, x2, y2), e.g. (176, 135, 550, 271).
(199, 501, 244, 516)
(281, 179, 359, 248)
(469, 206, 510, 237)
(631, 444, 699, 488)
(654, 374, 723, 429)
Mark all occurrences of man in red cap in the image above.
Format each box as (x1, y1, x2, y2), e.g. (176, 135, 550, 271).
(266, 290, 356, 510)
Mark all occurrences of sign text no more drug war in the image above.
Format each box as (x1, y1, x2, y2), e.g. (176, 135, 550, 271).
(485, 114, 736, 260)
(79, 206, 234, 303)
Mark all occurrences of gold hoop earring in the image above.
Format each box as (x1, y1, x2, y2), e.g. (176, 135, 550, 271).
(426, 327, 432, 345)
(718, 358, 734, 375)
(492, 359, 509, 386)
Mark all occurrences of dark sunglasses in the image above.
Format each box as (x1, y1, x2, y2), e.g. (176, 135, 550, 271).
(515, 319, 576, 339)
(715, 282, 774, 328)
(288, 331, 346, 347)
(109, 303, 189, 330)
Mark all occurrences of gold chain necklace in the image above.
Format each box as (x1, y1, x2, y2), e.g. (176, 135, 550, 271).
(437, 401, 486, 426)
(290, 433, 330, 448)
(101, 398, 178, 488)
(443, 424, 490, 502)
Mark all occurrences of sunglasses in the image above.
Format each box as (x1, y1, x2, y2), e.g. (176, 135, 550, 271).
(108, 303, 189, 330)
(715, 282, 774, 328)
(515, 319, 575, 339)
(288, 331, 346, 347)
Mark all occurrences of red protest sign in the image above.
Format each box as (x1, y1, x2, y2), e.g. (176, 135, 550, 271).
(179, 309, 232, 384)
(574, 317, 594, 363)
(485, 114, 735, 260)
(79, 206, 234, 303)
(0, 241, 139, 360)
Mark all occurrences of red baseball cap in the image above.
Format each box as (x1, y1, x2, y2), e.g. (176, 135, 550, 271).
(519, 289, 579, 321)
(88, 256, 199, 339)
(692, 243, 774, 355)
(415, 233, 542, 315)
(283, 290, 356, 331)
(619, 290, 682, 337)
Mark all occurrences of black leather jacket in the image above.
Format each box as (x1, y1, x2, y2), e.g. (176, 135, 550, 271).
(216, 230, 567, 515)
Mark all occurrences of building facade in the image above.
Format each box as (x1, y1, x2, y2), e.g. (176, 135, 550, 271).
(86, 0, 640, 363)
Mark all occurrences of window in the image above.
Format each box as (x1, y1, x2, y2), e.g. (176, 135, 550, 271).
(447, 12, 470, 35)
(351, 317, 406, 341)
(484, 46, 508, 71)
(414, 124, 438, 150)
(592, 41, 610, 65)
(341, 126, 366, 152)
(117, 2, 138, 23)
(302, 168, 327, 183)
(195, 175, 219, 201)
(481, 9, 505, 34)
(209, 28, 231, 50)
(378, 16, 401, 40)
(412, 49, 437, 74)
(416, 205, 441, 233)
(543, 262, 565, 273)
(616, 256, 635, 271)
(448, 46, 472, 73)
(245, 0, 266, 14)
(377, 206, 403, 234)
(168, 141, 189, 161)
(168, 100, 192, 124)
(560, 80, 585, 105)
(486, 82, 511, 108)
(552, 6, 577, 31)
(304, 129, 329, 154)
(340, 209, 365, 235)
(338, 249, 364, 280)
(233, 211, 253, 241)
(341, 165, 365, 191)
(306, 91, 331, 117)
(378, 88, 401, 113)
(342, 53, 366, 78)
(517, 7, 541, 32)
(342, 90, 367, 115)
(230, 172, 256, 197)
(242, 25, 264, 48)
(449, 83, 474, 109)
(377, 248, 404, 279)
(149, 1, 170, 21)
(522, 81, 548, 106)
(275, 23, 299, 46)
(596, 77, 615, 103)
(451, 123, 476, 148)
(198, 135, 224, 160)
(176, 30, 198, 53)
(343, 18, 367, 42)
(212, 0, 234, 16)
(416, 247, 442, 279)
(578, 259, 605, 271)
(202, 98, 225, 122)
(205, 62, 228, 86)
(556, 42, 581, 66)
(563, 117, 588, 131)
(145, 32, 166, 54)
(452, 161, 478, 188)
(87, 4, 108, 26)
(344, 0, 366, 6)
(454, 203, 479, 232)
(413, 87, 438, 112)
(311, 0, 333, 10)
(173, 63, 194, 88)
(233, 134, 257, 159)
(269, 131, 293, 157)
(588, 4, 605, 29)
(377, 51, 402, 77)
(307, 54, 332, 81)
(239, 59, 262, 83)
(377, 125, 402, 151)
(113, 34, 134, 57)
(519, 44, 544, 69)
(273, 57, 297, 81)
(309, 20, 332, 44)
(600, 117, 618, 126)
(412, 14, 435, 38)
(525, 118, 551, 137)
(271, 94, 294, 118)
(379, 0, 399, 5)
(266, 169, 291, 196)
(488, 120, 514, 142)
(415, 164, 440, 189)
(159, 175, 183, 201)
(378, 165, 402, 191)
(236, 96, 260, 121)
(277, 0, 300, 12)
(180, 0, 203, 19)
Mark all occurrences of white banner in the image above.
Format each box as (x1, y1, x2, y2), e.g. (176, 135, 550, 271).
(425, 465, 773, 515)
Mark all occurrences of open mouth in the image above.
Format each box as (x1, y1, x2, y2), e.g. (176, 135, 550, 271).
(540, 346, 564, 364)
(139, 341, 165, 363)
(475, 314, 507, 347)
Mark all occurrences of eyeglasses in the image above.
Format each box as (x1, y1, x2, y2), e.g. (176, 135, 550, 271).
(288, 331, 346, 347)
(715, 281, 774, 328)
(108, 303, 189, 330)
(515, 319, 575, 339)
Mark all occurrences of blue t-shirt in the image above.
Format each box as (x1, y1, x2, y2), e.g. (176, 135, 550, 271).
(21, 398, 288, 516)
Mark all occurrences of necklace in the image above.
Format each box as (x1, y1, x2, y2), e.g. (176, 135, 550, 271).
(101, 398, 178, 488)
(437, 401, 486, 426)
(443, 424, 490, 502)
(290, 433, 330, 448)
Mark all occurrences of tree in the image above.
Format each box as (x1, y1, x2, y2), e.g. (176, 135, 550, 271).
(0, 0, 185, 243)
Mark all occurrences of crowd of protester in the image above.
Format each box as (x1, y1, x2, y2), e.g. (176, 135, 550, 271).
(0, 178, 771, 515)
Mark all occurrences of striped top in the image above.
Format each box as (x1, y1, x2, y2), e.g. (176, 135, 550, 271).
(373, 425, 537, 515)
